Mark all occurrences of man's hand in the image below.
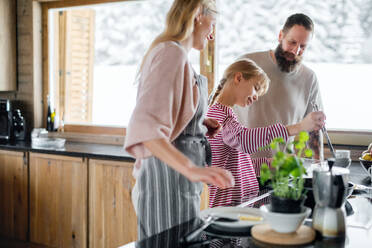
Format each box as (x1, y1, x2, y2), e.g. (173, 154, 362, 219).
(203, 118, 221, 138)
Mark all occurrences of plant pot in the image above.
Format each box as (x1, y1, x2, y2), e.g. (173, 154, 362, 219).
(271, 195, 306, 213)
(260, 205, 312, 233)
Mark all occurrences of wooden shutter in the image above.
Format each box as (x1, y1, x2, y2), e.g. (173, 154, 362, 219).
(60, 9, 95, 124)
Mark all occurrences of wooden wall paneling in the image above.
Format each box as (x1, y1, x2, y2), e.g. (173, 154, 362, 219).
(42, 4, 49, 128)
(0, 150, 28, 241)
(89, 159, 137, 247)
(0, 0, 17, 91)
(32, 1, 43, 129)
(29, 153, 87, 248)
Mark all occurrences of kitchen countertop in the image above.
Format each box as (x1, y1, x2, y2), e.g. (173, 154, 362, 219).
(0, 139, 135, 162)
(120, 162, 372, 248)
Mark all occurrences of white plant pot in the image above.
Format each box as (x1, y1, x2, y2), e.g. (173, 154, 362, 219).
(260, 204, 312, 233)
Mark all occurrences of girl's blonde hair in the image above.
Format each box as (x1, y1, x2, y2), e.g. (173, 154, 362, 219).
(209, 58, 270, 105)
(138, 0, 216, 72)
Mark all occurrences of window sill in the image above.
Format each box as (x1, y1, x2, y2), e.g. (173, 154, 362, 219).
(47, 131, 125, 146)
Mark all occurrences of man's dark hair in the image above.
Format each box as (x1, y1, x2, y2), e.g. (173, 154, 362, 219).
(282, 13, 314, 33)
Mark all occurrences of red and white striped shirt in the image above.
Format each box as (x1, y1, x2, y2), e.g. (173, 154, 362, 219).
(206, 102, 288, 208)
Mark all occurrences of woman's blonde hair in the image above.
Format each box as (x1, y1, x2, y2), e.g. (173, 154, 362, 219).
(138, 0, 216, 72)
(209, 58, 270, 105)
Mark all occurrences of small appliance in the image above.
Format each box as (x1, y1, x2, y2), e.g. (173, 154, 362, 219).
(0, 99, 12, 140)
(312, 163, 349, 238)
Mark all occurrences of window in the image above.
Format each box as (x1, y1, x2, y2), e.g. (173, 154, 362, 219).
(45, 0, 202, 132)
(216, 0, 372, 145)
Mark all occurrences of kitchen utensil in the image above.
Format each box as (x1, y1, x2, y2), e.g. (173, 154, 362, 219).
(200, 207, 264, 239)
(312, 165, 350, 238)
(304, 177, 354, 216)
(328, 157, 335, 171)
(236, 190, 273, 208)
(251, 224, 315, 245)
(200, 206, 263, 229)
(311, 101, 336, 158)
(181, 214, 238, 243)
(335, 150, 351, 168)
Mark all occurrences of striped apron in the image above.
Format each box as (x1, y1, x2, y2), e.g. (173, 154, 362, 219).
(132, 73, 211, 240)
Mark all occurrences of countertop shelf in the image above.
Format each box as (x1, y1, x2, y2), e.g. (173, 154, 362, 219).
(0, 139, 135, 162)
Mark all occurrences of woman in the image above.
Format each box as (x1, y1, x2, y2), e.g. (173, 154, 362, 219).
(207, 58, 325, 208)
(124, 0, 234, 239)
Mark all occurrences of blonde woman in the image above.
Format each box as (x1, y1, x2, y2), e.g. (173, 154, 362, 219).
(124, 0, 234, 239)
(207, 58, 325, 208)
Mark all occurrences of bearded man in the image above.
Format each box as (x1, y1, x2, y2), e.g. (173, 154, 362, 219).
(234, 13, 324, 173)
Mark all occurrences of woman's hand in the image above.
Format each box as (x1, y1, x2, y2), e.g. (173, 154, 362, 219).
(287, 111, 326, 136)
(184, 166, 235, 189)
(203, 118, 221, 138)
(143, 138, 234, 189)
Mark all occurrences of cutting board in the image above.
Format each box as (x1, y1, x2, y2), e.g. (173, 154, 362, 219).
(251, 224, 315, 245)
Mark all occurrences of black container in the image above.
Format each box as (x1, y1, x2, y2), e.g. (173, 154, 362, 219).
(12, 109, 26, 141)
(271, 195, 306, 213)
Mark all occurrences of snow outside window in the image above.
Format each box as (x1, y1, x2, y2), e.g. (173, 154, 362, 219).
(48, 0, 200, 127)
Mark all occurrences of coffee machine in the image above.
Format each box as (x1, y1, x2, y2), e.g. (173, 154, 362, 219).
(0, 99, 12, 140)
(312, 164, 350, 238)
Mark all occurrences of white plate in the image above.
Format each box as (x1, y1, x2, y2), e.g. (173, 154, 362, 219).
(200, 207, 264, 228)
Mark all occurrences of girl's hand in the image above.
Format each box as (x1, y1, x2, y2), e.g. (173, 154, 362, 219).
(184, 166, 235, 189)
(286, 111, 326, 136)
(203, 118, 221, 138)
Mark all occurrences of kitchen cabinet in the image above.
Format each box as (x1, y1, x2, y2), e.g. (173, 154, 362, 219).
(89, 159, 137, 247)
(29, 153, 87, 248)
(0, 150, 28, 240)
(0, 0, 17, 91)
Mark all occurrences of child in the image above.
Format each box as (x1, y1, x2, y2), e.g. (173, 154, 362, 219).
(207, 58, 325, 208)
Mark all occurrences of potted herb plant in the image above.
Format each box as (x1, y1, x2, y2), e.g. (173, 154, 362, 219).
(260, 131, 313, 214)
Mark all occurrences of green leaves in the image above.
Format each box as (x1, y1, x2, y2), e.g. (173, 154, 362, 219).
(298, 131, 309, 142)
(304, 149, 313, 158)
(270, 137, 285, 150)
(259, 131, 312, 200)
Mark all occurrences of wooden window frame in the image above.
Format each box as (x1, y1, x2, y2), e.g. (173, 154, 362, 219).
(41, 0, 215, 135)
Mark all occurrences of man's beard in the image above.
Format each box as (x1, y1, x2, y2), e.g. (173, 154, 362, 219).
(274, 43, 303, 73)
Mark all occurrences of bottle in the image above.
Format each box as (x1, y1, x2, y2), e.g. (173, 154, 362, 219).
(53, 108, 59, 131)
(46, 95, 53, 131)
(51, 109, 56, 131)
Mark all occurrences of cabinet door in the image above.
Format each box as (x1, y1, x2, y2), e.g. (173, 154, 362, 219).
(89, 159, 136, 247)
(29, 153, 87, 248)
(0, 150, 28, 240)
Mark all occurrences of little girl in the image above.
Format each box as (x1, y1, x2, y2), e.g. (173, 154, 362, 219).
(207, 58, 325, 208)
